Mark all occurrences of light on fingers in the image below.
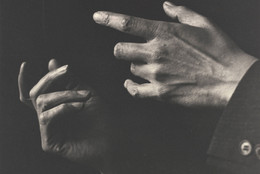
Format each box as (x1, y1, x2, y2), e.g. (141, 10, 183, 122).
(93, 11, 158, 40)
(114, 42, 150, 63)
(18, 62, 33, 107)
(29, 65, 69, 106)
(124, 79, 159, 98)
(163, 1, 210, 28)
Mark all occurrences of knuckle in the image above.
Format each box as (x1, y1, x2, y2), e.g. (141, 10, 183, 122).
(58, 103, 71, 112)
(41, 141, 56, 153)
(41, 142, 51, 152)
(130, 64, 136, 74)
(151, 50, 161, 61)
(151, 50, 164, 62)
(157, 86, 169, 99)
(59, 103, 67, 110)
(19, 96, 26, 103)
(130, 88, 139, 98)
(36, 95, 49, 112)
(103, 13, 110, 25)
(38, 113, 48, 125)
(41, 134, 64, 154)
(29, 89, 35, 99)
(64, 90, 72, 96)
(177, 6, 188, 13)
(41, 103, 48, 112)
(150, 66, 159, 76)
(52, 144, 63, 153)
(121, 16, 133, 32)
(36, 95, 43, 106)
(151, 45, 168, 62)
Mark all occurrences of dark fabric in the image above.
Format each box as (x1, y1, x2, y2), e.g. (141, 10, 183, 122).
(208, 61, 260, 174)
(0, 0, 259, 174)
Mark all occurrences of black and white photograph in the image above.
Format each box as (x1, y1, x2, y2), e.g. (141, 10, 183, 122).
(0, 0, 259, 173)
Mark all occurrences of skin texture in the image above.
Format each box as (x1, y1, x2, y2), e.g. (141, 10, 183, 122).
(18, 59, 112, 172)
(93, 1, 257, 108)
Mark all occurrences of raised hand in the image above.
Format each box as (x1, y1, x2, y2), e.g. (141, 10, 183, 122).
(18, 59, 112, 171)
(93, 1, 257, 107)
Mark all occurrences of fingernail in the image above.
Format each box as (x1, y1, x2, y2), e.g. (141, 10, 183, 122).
(114, 43, 122, 57)
(164, 1, 174, 7)
(77, 90, 90, 96)
(57, 65, 68, 73)
(130, 88, 138, 97)
(93, 12, 109, 24)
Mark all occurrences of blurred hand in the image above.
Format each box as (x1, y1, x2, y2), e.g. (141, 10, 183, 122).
(93, 1, 257, 107)
(18, 59, 112, 171)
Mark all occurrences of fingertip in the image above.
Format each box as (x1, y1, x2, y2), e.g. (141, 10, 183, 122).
(124, 79, 133, 88)
(163, 1, 179, 20)
(93, 11, 109, 25)
(56, 64, 68, 73)
(124, 80, 128, 88)
(93, 12, 100, 20)
(124, 79, 140, 97)
(20, 61, 26, 71)
(114, 43, 121, 57)
(18, 62, 33, 107)
(21, 61, 27, 66)
(49, 58, 57, 64)
(48, 58, 60, 71)
(163, 1, 176, 8)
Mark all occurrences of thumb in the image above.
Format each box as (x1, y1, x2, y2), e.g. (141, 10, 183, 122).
(163, 1, 211, 28)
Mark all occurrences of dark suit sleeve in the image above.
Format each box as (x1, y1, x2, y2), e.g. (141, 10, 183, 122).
(207, 61, 260, 174)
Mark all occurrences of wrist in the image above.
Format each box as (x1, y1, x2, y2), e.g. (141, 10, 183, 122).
(211, 82, 240, 107)
(219, 53, 258, 106)
(228, 53, 258, 82)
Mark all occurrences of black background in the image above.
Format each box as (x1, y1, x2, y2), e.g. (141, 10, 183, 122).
(0, 0, 259, 173)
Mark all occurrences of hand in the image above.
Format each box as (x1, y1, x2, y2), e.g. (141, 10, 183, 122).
(93, 1, 257, 107)
(18, 59, 112, 171)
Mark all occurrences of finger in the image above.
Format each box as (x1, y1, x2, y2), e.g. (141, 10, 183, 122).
(93, 11, 160, 40)
(39, 102, 83, 126)
(36, 90, 91, 113)
(163, 1, 211, 28)
(124, 79, 159, 98)
(18, 62, 33, 107)
(48, 60, 79, 91)
(48, 59, 61, 71)
(114, 43, 150, 63)
(29, 65, 68, 106)
(130, 63, 160, 81)
(38, 102, 84, 152)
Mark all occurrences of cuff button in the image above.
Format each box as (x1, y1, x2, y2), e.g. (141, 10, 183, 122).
(239, 140, 252, 156)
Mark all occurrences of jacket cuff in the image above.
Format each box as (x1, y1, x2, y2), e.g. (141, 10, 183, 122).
(207, 61, 260, 174)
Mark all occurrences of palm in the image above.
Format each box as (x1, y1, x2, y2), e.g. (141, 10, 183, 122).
(46, 91, 108, 162)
